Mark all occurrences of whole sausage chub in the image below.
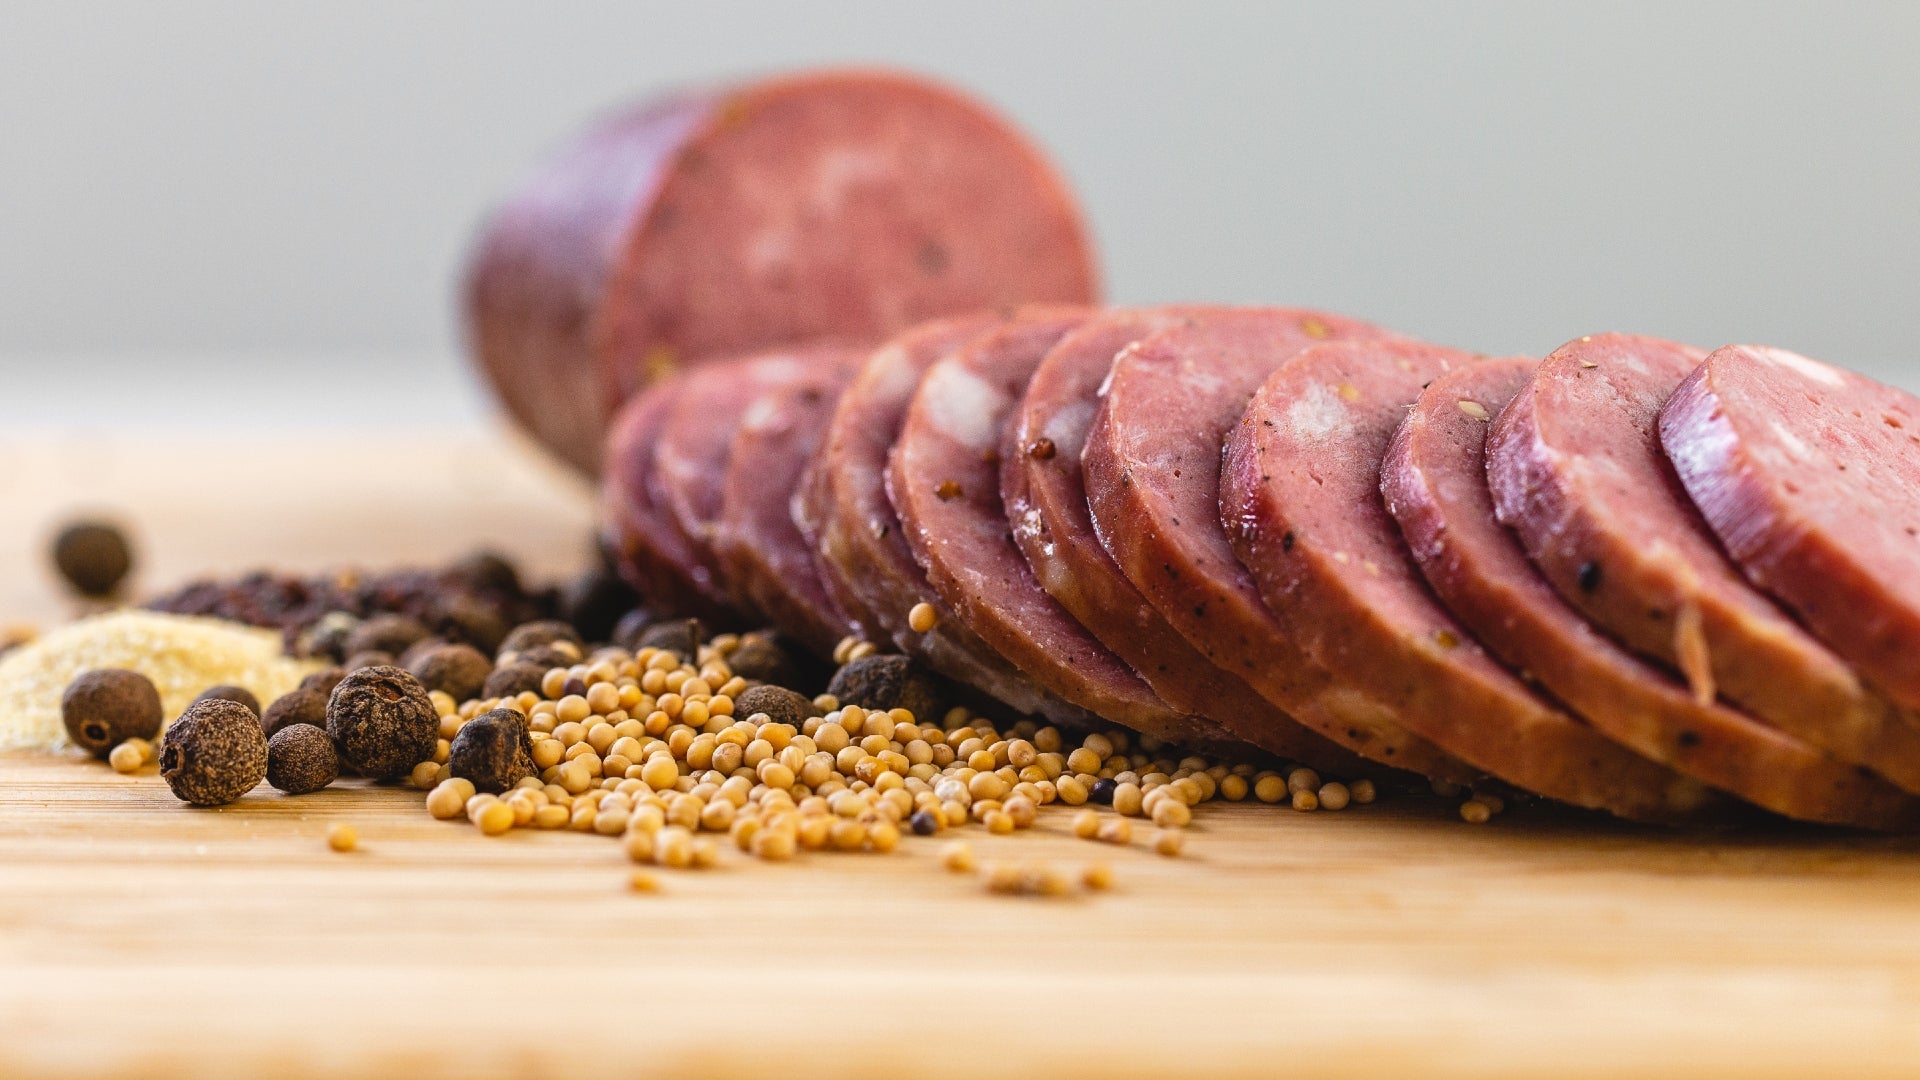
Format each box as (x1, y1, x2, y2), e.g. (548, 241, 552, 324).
(466, 68, 1100, 474)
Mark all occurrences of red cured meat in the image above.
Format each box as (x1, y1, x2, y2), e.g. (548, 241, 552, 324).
(1385, 358, 1915, 827)
(1083, 308, 1477, 782)
(1662, 345, 1920, 714)
(467, 68, 1099, 473)
(888, 309, 1221, 740)
(601, 377, 739, 621)
(714, 350, 865, 656)
(799, 312, 1089, 724)
(1486, 333, 1920, 795)
(1006, 307, 1361, 766)
(1224, 339, 1716, 822)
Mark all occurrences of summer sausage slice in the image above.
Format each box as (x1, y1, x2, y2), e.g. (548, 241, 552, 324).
(1083, 309, 1478, 783)
(602, 376, 741, 621)
(1662, 345, 1920, 713)
(890, 309, 1228, 742)
(800, 312, 1089, 724)
(1384, 358, 1916, 827)
(1007, 307, 1362, 766)
(1486, 333, 1920, 794)
(654, 348, 854, 621)
(468, 68, 1100, 473)
(1224, 339, 1716, 822)
(714, 350, 865, 656)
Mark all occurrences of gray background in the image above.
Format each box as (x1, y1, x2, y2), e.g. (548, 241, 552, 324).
(2, 1, 1916, 430)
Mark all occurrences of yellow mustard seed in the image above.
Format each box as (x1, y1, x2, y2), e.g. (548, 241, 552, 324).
(1112, 782, 1144, 817)
(1253, 775, 1287, 803)
(1072, 809, 1101, 839)
(1220, 774, 1249, 802)
(1153, 829, 1185, 857)
(1082, 862, 1115, 891)
(1460, 799, 1493, 824)
(628, 869, 660, 893)
(108, 740, 144, 774)
(1096, 818, 1132, 846)
(1318, 782, 1351, 811)
(941, 841, 977, 873)
(1291, 789, 1319, 812)
(533, 804, 570, 830)
(1151, 799, 1191, 829)
(475, 800, 515, 836)
(907, 602, 938, 633)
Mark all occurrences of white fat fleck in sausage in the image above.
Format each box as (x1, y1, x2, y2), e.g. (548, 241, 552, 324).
(920, 362, 1006, 452)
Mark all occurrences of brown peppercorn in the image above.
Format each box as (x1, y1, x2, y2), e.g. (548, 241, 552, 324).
(191, 685, 261, 717)
(266, 723, 339, 795)
(159, 699, 268, 806)
(636, 618, 705, 661)
(325, 665, 439, 781)
(482, 660, 548, 700)
(260, 687, 329, 740)
(406, 642, 493, 702)
(341, 614, 432, 659)
(447, 707, 534, 793)
(497, 619, 582, 660)
(298, 667, 348, 699)
(732, 685, 815, 730)
(725, 636, 799, 686)
(342, 650, 396, 673)
(51, 520, 134, 597)
(61, 668, 162, 759)
(826, 655, 941, 720)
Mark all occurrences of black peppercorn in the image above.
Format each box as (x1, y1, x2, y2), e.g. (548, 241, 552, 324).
(909, 810, 939, 836)
(448, 707, 534, 793)
(61, 668, 163, 758)
(726, 636, 800, 686)
(342, 649, 395, 673)
(732, 685, 815, 729)
(407, 642, 493, 702)
(637, 618, 705, 661)
(1089, 777, 1117, 806)
(341, 614, 432, 659)
(266, 723, 339, 795)
(325, 665, 438, 781)
(51, 520, 134, 597)
(826, 655, 942, 721)
(191, 685, 261, 717)
(498, 620, 582, 660)
(260, 687, 329, 740)
(482, 660, 548, 699)
(159, 699, 268, 806)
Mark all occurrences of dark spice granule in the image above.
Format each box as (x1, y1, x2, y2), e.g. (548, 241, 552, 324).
(325, 666, 439, 781)
(266, 723, 339, 795)
(909, 810, 939, 836)
(448, 708, 534, 793)
(342, 650, 395, 673)
(1089, 777, 1117, 806)
(160, 698, 269, 807)
(61, 668, 163, 758)
(725, 635, 799, 686)
(498, 620, 582, 660)
(342, 614, 432, 660)
(482, 660, 549, 700)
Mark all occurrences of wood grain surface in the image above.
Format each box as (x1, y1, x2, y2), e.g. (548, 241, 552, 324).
(4, 432, 1920, 1079)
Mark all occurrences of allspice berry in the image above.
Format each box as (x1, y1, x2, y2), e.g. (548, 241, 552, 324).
(298, 667, 348, 699)
(159, 699, 268, 806)
(826, 655, 942, 719)
(407, 642, 493, 703)
(498, 620, 582, 660)
(260, 687, 329, 740)
(192, 685, 261, 717)
(51, 520, 134, 597)
(636, 618, 705, 661)
(482, 660, 548, 700)
(341, 614, 432, 659)
(61, 668, 163, 759)
(732, 685, 815, 730)
(726, 635, 799, 686)
(266, 723, 339, 795)
(326, 665, 438, 781)
(447, 707, 533, 793)
(342, 650, 395, 673)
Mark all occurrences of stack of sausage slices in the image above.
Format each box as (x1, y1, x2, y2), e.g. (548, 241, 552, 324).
(602, 309, 1920, 830)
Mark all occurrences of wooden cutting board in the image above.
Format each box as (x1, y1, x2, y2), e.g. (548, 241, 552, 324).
(4, 432, 1920, 1080)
